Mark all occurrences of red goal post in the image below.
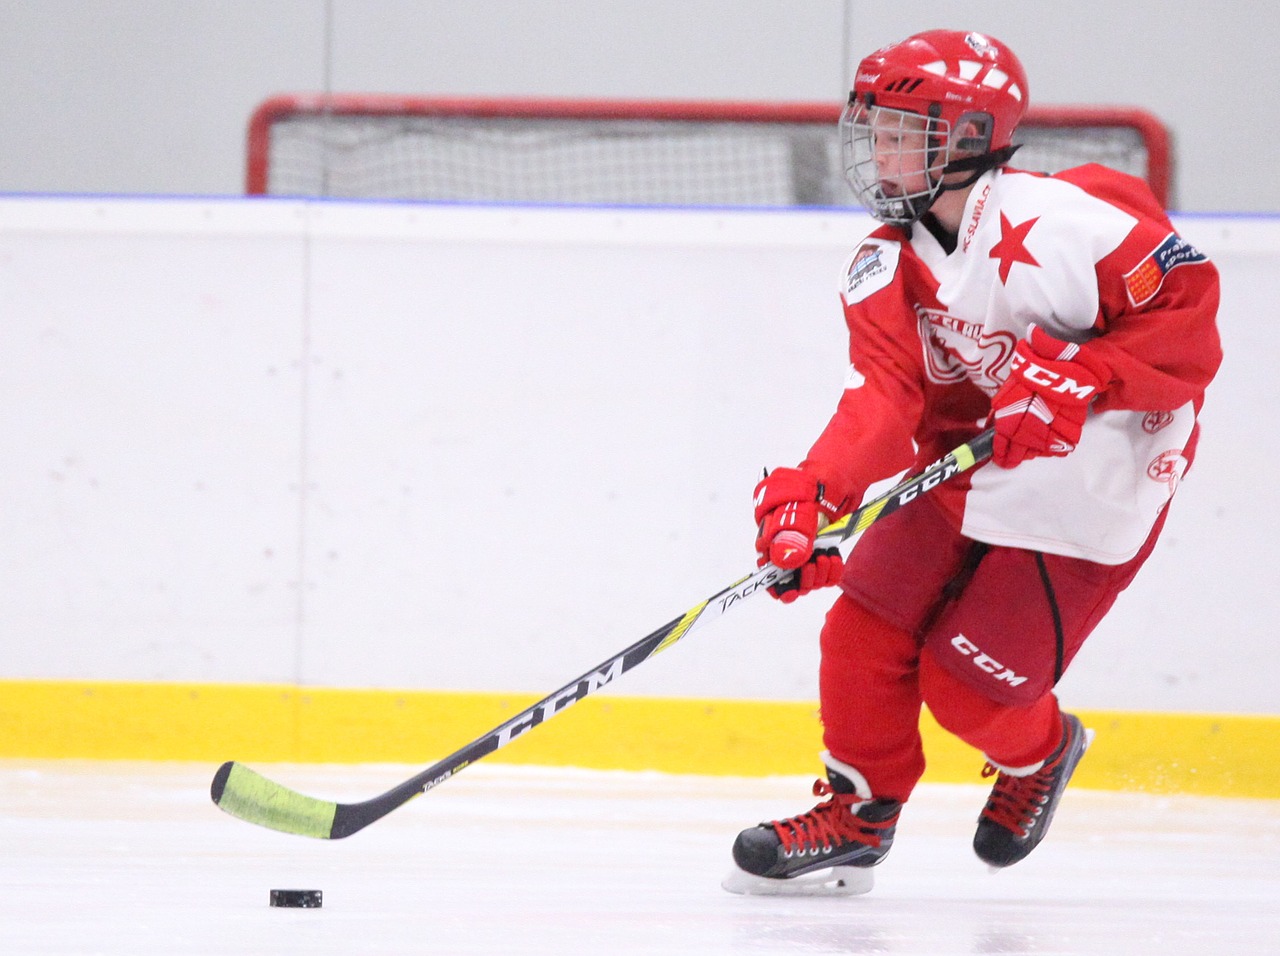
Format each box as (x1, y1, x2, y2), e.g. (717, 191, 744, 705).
(246, 94, 1172, 209)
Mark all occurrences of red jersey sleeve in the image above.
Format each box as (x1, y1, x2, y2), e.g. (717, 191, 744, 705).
(1056, 166, 1223, 414)
(801, 237, 925, 511)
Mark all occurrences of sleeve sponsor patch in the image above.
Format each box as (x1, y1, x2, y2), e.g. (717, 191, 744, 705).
(841, 239, 900, 304)
(1123, 232, 1208, 307)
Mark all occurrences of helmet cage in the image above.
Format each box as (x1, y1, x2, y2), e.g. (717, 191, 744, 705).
(841, 98, 954, 226)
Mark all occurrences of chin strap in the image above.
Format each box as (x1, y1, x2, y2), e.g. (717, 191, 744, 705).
(937, 144, 1021, 194)
(900, 144, 1021, 224)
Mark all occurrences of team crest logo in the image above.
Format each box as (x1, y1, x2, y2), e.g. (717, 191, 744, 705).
(1147, 450, 1188, 491)
(917, 307, 1017, 394)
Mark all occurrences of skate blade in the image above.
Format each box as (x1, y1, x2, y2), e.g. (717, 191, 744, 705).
(721, 865, 874, 897)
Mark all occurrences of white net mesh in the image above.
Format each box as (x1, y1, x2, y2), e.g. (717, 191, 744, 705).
(1013, 125, 1151, 183)
(253, 103, 1166, 208)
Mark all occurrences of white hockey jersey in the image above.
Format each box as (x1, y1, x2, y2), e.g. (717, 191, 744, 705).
(805, 164, 1222, 565)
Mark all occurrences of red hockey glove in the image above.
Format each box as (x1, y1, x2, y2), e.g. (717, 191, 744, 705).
(761, 548, 844, 605)
(753, 467, 847, 604)
(990, 324, 1112, 469)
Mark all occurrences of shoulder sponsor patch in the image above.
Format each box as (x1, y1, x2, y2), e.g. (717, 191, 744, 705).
(841, 239, 900, 304)
(1123, 232, 1208, 307)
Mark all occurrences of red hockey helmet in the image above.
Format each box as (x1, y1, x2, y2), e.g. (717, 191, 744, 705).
(841, 31, 1030, 223)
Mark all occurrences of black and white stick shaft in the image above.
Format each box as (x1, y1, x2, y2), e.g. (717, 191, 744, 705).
(211, 429, 993, 839)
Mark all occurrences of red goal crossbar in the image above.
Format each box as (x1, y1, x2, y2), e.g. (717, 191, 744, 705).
(246, 93, 1171, 209)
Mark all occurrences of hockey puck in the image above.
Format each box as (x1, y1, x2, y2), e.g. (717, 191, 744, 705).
(269, 889, 322, 908)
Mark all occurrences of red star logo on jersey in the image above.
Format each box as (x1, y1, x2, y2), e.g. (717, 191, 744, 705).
(988, 213, 1041, 284)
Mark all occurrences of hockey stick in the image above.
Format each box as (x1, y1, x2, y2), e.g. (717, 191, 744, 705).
(211, 428, 994, 839)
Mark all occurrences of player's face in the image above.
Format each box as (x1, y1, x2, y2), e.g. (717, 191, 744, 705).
(840, 100, 952, 225)
(870, 110, 944, 197)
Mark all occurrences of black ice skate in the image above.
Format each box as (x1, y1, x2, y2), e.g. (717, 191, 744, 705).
(973, 712, 1093, 869)
(722, 752, 900, 897)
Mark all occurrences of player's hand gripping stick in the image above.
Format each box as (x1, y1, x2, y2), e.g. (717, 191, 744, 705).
(990, 324, 1112, 468)
(753, 468, 847, 604)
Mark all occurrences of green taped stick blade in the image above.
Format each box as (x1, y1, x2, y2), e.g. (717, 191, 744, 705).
(211, 762, 338, 839)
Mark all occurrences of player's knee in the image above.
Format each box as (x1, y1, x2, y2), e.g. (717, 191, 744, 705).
(820, 595, 916, 664)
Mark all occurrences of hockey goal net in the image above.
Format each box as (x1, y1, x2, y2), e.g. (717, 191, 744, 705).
(246, 95, 1173, 209)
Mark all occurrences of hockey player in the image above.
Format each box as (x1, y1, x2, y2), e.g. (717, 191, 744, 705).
(724, 30, 1221, 895)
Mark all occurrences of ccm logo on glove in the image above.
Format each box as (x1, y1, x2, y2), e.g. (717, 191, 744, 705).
(1008, 351, 1100, 400)
(990, 324, 1112, 469)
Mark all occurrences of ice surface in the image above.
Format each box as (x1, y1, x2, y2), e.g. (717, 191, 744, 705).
(1, 760, 1277, 955)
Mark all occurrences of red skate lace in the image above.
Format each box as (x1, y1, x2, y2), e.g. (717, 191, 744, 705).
(769, 780, 894, 856)
(979, 758, 1058, 838)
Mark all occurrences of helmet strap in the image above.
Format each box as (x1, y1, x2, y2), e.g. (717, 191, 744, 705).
(937, 144, 1021, 194)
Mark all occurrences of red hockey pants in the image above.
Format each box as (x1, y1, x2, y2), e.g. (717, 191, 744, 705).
(820, 496, 1165, 802)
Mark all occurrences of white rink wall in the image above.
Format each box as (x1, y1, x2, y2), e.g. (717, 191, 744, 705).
(0, 196, 1270, 715)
